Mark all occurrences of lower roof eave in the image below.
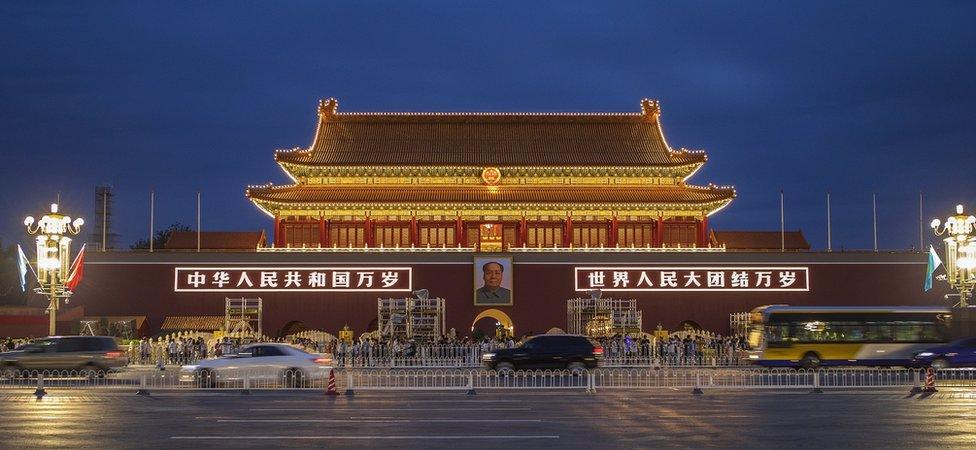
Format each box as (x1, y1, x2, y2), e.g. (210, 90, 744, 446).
(250, 198, 734, 220)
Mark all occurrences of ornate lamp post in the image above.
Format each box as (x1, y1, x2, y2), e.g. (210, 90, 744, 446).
(24, 203, 83, 335)
(931, 204, 976, 307)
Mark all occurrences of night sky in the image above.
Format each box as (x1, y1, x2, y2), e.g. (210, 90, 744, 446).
(2, 2, 974, 251)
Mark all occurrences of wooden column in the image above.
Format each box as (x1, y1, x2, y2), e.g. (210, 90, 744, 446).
(610, 215, 619, 247)
(281, 217, 290, 248)
(563, 214, 573, 248)
(697, 214, 709, 248)
(518, 216, 527, 247)
(364, 216, 373, 247)
(273, 215, 281, 247)
(324, 218, 332, 248)
(455, 216, 464, 247)
(410, 215, 419, 247)
(654, 215, 665, 247)
(318, 215, 326, 248)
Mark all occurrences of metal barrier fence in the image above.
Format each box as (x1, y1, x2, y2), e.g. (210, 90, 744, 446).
(3, 367, 974, 394)
(124, 341, 747, 369)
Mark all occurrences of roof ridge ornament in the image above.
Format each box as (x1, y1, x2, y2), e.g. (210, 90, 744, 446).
(318, 98, 338, 118)
(640, 98, 660, 121)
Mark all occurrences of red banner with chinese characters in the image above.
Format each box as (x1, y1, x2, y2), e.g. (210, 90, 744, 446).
(575, 267, 809, 292)
(174, 267, 412, 292)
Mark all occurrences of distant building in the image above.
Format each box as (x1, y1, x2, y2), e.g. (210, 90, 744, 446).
(163, 231, 267, 250)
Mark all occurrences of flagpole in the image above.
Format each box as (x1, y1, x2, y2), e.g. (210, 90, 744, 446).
(196, 191, 201, 253)
(101, 191, 107, 252)
(872, 193, 878, 252)
(149, 190, 155, 253)
(780, 190, 785, 252)
(826, 192, 832, 252)
(918, 191, 923, 252)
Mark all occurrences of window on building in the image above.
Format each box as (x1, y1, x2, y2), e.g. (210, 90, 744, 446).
(618, 223, 654, 247)
(330, 223, 365, 247)
(526, 223, 564, 247)
(571, 223, 609, 247)
(375, 223, 410, 247)
(284, 222, 319, 248)
(663, 221, 697, 246)
(419, 224, 456, 247)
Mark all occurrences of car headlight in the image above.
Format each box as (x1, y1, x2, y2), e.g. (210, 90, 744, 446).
(915, 352, 934, 358)
(182, 365, 199, 371)
(481, 353, 496, 360)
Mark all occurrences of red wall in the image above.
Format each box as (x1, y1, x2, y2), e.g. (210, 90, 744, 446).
(54, 251, 948, 338)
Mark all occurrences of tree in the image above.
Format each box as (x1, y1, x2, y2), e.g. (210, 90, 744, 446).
(130, 223, 192, 250)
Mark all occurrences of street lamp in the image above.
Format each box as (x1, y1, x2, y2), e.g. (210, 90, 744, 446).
(24, 203, 83, 335)
(931, 204, 976, 307)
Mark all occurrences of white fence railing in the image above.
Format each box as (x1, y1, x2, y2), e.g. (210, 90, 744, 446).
(3, 367, 976, 394)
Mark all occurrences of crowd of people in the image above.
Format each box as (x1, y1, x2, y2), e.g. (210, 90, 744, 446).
(115, 330, 748, 367)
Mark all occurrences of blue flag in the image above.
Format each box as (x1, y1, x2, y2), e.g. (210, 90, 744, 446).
(924, 245, 943, 292)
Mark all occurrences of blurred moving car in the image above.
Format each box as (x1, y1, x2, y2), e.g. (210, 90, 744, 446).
(481, 334, 603, 373)
(0, 336, 127, 375)
(912, 337, 976, 369)
(181, 343, 332, 387)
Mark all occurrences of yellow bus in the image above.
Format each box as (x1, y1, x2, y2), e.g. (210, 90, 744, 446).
(747, 306, 951, 369)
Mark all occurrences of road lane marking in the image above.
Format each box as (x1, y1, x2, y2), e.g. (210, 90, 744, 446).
(248, 407, 532, 411)
(215, 419, 544, 423)
(172, 435, 559, 440)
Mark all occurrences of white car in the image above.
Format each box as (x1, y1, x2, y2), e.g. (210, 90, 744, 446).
(181, 343, 333, 388)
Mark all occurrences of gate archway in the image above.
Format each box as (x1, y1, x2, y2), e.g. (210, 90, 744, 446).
(471, 308, 514, 337)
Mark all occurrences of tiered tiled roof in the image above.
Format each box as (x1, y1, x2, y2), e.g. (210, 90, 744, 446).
(276, 104, 705, 168)
(247, 98, 735, 218)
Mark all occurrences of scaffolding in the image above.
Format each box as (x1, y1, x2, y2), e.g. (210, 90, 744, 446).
(378, 291, 445, 342)
(729, 311, 750, 339)
(90, 184, 118, 251)
(567, 297, 642, 337)
(225, 297, 262, 336)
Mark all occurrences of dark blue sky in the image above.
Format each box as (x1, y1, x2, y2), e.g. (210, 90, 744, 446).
(2, 1, 974, 251)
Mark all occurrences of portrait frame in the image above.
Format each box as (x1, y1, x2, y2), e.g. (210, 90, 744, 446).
(473, 256, 514, 306)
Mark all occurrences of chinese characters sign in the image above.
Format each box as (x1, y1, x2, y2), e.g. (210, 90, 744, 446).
(575, 267, 809, 292)
(174, 267, 412, 292)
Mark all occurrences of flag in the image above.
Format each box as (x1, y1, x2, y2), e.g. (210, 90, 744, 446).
(65, 243, 86, 292)
(16, 245, 31, 292)
(924, 245, 943, 292)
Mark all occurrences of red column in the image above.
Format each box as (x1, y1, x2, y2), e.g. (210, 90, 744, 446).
(654, 216, 665, 247)
(363, 217, 372, 247)
(324, 218, 332, 248)
(518, 217, 527, 247)
(410, 215, 418, 247)
(273, 215, 281, 247)
(280, 218, 288, 248)
(318, 216, 326, 248)
(455, 216, 464, 247)
(563, 215, 573, 247)
(697, 214, 709, 248)
(610, 216, 619, 247)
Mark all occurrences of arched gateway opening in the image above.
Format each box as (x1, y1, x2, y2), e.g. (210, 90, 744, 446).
(280, 321, 308, 337)
(470, 309, 514, 339)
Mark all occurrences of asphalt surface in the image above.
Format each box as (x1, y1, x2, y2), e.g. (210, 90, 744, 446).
(1, 388, 975, 449)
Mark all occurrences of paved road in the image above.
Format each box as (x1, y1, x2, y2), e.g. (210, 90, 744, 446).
(1, 388, 974, 449)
